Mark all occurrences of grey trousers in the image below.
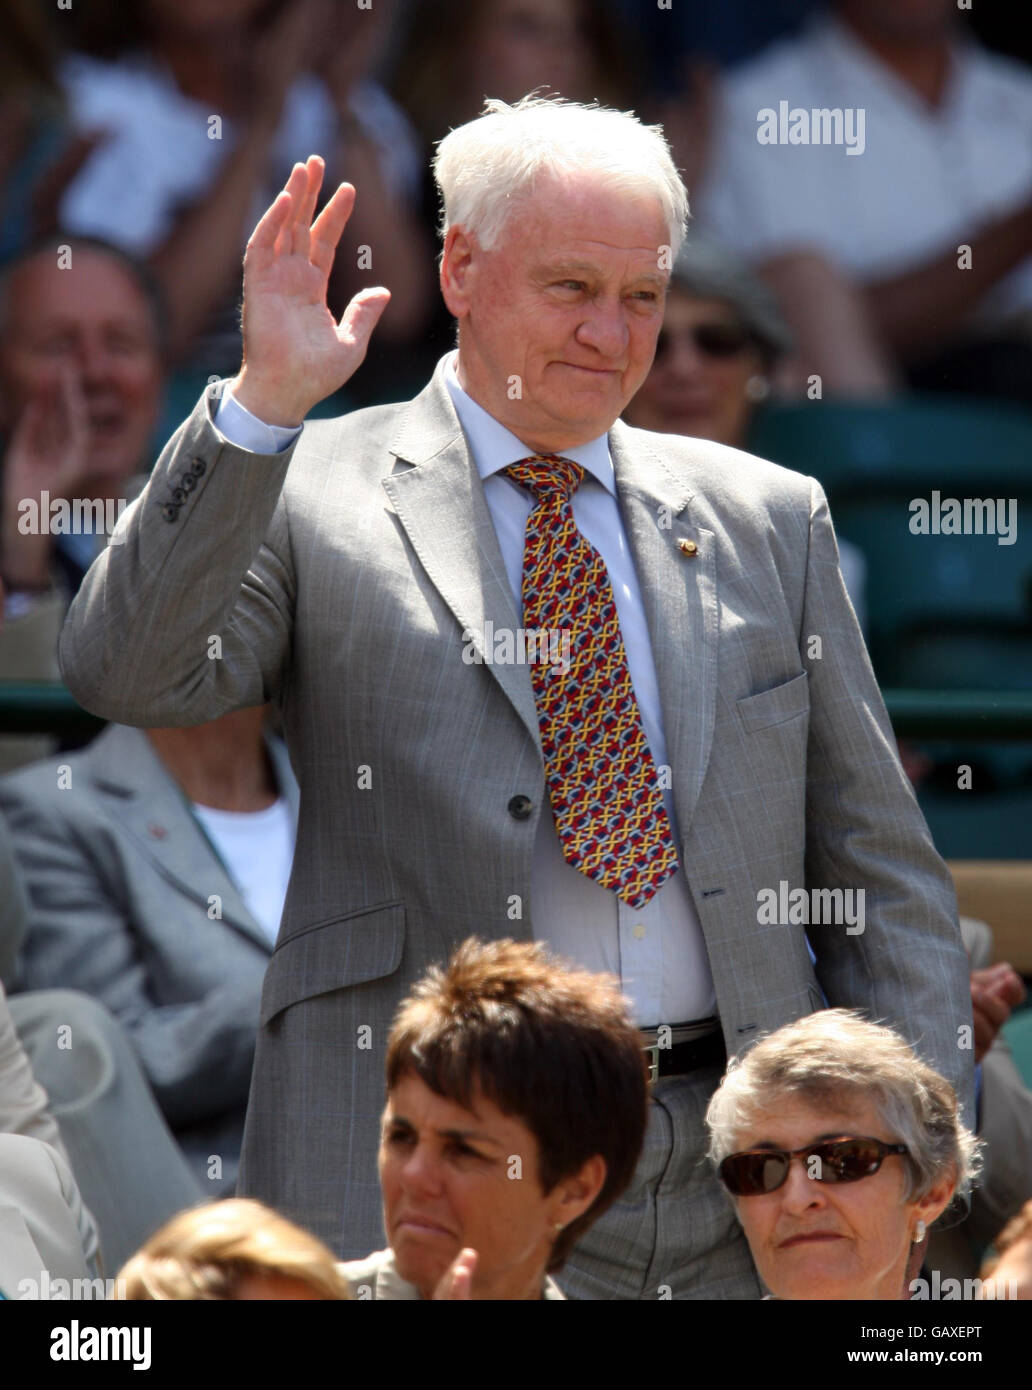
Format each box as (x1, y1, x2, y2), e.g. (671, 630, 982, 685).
(10, 990, 204, 1273)
(557, 1063, 763, 1300)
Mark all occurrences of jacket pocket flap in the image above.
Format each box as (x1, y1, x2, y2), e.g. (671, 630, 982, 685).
(736, 671, 810, 733)
(260, 901, 405, 1026)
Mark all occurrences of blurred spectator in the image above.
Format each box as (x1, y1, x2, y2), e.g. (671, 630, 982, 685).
(1, 809, 202, 1276)
(316, 0, 433, 355)
(392, 0, 640, 151)
(980, 1199, 1032, 1299)
(0, 236, 164, 771)
(694, 0, 1032, 405)
(0, 704, 299, 1199)
(624, 238, 793, 448)
(117, 1199, 349, 1299)
(0, 1133, 98, 1297)
(928, 915, 1032, 1281)
(387, 0, 644, 389)
(0, 0, 110, 260)
(624, 238, 867, 629)
(55, 0, 339, 372)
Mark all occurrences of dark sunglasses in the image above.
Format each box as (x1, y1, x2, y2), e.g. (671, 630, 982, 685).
(655, 322, 753, 361)
(719, 1136, 909, 1197)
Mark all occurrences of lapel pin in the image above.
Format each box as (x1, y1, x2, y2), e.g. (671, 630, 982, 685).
(677, 538, 698, 558)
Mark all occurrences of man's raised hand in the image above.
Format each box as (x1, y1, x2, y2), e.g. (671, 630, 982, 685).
(232, 155, 390, 427)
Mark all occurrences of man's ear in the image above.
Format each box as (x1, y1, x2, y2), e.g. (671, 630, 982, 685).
(440, 226, 475, 320)
(552, 1154, 607, 1228)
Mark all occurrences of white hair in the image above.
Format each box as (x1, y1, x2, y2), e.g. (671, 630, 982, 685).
(432, 94, 689, 256)
(705, 1010, 982, 1207)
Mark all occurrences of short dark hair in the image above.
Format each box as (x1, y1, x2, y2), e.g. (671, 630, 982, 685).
(385, 937, 649, 1271)
(0, 234, 169, 361)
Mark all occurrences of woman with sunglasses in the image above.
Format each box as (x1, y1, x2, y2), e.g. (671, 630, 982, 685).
(705, 1009, 981, 1300)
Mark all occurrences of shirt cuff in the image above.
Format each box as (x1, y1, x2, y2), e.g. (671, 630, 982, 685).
(214, 385, 303, 455)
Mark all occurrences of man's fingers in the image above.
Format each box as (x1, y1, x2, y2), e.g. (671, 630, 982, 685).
(336, 287, 391, 351)
(310, 182, 357, 274)
(249, 188, 294, 253)
(291, 155, 324, 258)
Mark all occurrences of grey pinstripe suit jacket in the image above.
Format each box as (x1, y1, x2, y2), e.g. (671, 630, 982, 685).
(57, 356, 974, 1257)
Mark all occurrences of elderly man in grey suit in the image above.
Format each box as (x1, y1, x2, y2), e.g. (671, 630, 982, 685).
(58, 96, 974, 1299)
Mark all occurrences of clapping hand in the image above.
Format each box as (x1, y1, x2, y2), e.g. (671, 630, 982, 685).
(1, 366, 92, 589)
(971, 962, 1027, 1064)
(431, 1248, 477, 1300)
(232, 155, 390, 427)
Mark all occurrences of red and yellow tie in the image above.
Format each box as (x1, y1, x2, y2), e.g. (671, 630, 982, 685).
(505, 453, 679, 909)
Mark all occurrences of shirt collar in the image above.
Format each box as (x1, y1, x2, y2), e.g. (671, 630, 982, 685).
(443, 350, 615, 496)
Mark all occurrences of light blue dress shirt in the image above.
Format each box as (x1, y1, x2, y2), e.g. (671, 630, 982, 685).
(214, 357, 716, 1025)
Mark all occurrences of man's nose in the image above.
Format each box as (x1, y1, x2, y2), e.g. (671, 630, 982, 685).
(576, 301, 629, 358)
(77, 335, 117, 387)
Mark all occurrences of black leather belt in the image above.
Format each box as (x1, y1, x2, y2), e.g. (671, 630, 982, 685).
(641, 1021, 726, 1085)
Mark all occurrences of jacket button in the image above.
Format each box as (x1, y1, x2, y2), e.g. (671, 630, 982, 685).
(508, 795, 533, 820)
(160, 502, 180, 522)
(179, 472, 197, 491)
(171, 486, 187, 503)
(190, 459, 206, 476)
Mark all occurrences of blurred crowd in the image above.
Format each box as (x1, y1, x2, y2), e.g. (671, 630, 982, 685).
(1, 0, 1031, 1303)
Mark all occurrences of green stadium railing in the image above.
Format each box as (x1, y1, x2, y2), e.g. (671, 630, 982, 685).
(1, 682, 1030, 741)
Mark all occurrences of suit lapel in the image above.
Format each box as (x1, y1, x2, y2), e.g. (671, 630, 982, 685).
(609, 421, 718, 840)
(86, 724, 273, 954)
(384, 367, 541, 754)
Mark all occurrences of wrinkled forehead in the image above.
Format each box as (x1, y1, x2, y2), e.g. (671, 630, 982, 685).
(494, 172, 672, 260)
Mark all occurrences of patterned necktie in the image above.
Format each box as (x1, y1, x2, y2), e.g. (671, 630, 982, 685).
(505, 453, 679, 909)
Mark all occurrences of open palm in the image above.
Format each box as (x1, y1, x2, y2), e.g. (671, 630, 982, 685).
(234, 155, 390, 426)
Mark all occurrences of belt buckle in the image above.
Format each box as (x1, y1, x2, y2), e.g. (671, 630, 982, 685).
(643, 1041, 660, 1086)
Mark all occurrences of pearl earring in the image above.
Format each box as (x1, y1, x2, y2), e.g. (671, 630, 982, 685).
(913, 1219, 926, 1244)
(744, 375, 771, 403)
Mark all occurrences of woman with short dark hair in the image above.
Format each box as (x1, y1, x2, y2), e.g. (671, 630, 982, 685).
(338, 936, 649, 1300)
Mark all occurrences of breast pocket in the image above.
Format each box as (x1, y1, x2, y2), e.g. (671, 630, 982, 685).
(259, 900, 405, 1027)
(736, 671, 810, 733)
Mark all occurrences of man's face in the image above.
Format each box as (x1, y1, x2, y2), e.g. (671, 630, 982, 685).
(0, 248, 163, 488)
(442, 173, 670, 452)
(379, 1073, 568, 1300)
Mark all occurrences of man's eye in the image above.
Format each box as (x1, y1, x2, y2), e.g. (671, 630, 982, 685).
(556, 280, 583, 292)
(386, 1128, 415, 1146)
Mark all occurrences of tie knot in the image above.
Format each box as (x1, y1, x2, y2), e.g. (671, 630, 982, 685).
(505, 454, 584, 503)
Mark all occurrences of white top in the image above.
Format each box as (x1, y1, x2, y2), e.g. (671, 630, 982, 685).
(58, 54, 420, 256)
(191, 797, 295, 946)
(213, 362, 717, 1026)
(694, 14, 1032, 322)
